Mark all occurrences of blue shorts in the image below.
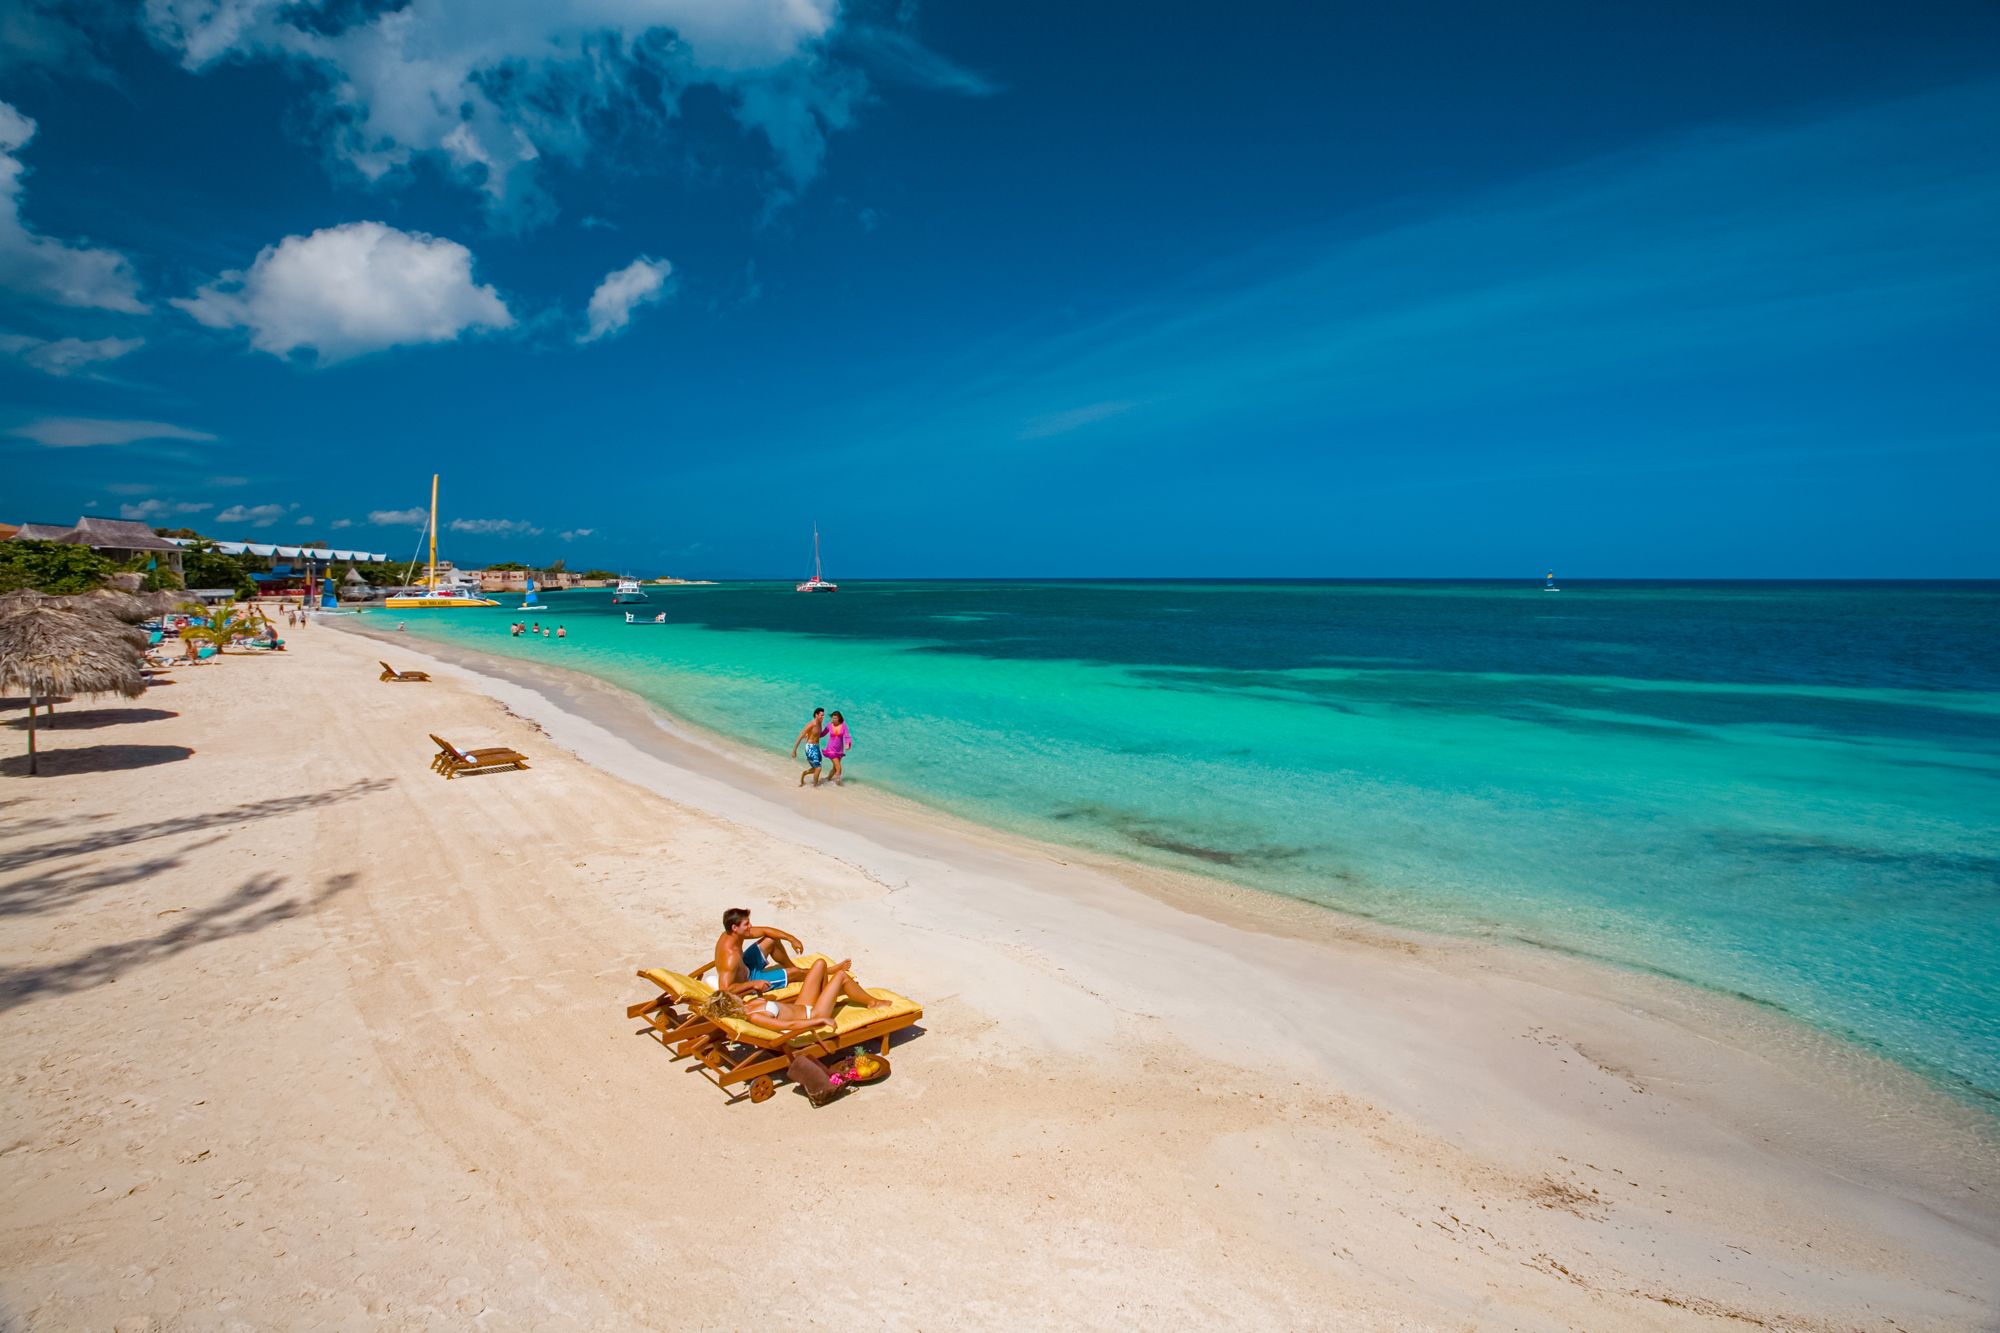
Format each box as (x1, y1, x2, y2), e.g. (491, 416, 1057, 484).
(803, 743, 823, 768)
(742, 944, 788, 989)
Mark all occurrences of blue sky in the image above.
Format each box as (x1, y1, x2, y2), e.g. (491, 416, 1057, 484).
(2, 1, 1996, 577)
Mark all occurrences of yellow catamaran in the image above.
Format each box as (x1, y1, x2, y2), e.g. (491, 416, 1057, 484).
(383, 474, 500, 608)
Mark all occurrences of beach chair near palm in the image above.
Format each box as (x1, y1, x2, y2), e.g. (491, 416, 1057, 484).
(427, 732, 530, 778)
(380, 661, 431, 682)
(626, 956, 922, 1104)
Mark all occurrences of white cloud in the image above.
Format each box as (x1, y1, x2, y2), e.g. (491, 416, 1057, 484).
(580, 256, 671, 343)
(841, 25, 998, 97)
(369, 507, 428, 527)
(329, 517, 353, 529)
(215, 502, 286, 527)
(174, 221, 512, 362)
(1019, 400, 1136, 440)
(139, 2, 981, 219)
(296, 516, 314, 527)
(0, 101, 147, 312)
(0, 332, 143, 376)
(118, 498, 212, 520)
(10, 416, 216, 447)
(448, 517, 541, 536)
(560, 528, 594, 541)
(208, 474, 248, 486)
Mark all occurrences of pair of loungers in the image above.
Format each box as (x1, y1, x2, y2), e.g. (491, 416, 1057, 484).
(627, 957, 923, 1104)
(380, 661, 429, 682)
(428, 732, 530, 778)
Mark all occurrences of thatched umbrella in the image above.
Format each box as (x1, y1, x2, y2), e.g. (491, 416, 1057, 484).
(0, 602, 146, 775)
(0, 590, 58, 613)
(85, 588, 154, 623)
(1, 590, 152, 721)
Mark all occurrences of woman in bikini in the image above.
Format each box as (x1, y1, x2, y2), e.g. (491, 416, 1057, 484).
(704, 957, 889, 1033)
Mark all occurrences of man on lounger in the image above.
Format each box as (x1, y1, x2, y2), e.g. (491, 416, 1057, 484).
(714, 908, 817, 996)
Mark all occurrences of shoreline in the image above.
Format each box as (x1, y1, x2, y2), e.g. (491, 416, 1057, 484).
(338, 620, 2000, 1196)
(348, 615, 2000, 1129)
(6, 620, 1997, 1328)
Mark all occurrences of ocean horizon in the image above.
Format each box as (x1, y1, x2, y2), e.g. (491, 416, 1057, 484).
(384, 578, 2000, 1106)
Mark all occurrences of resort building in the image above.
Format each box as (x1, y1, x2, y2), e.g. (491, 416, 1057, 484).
(476, 567, 584, 593)
(7, 517, 187, 576)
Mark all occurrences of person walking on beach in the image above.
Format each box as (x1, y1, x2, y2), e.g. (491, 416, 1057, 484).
(791, 707, 826, 787)
(822, 711, 852, 786)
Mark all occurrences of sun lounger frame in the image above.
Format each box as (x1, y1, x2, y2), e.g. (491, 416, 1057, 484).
(427, 733, 530, 778)
(626, 966, 921, 1105)
(380, 661, 432, 682)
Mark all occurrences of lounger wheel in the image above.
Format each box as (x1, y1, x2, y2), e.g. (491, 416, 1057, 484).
(748, 1076, 776, 1104)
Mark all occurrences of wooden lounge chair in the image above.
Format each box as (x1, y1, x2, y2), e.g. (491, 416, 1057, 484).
(427, 733, 530, 779)
(626, 957, 922, 1104)
(380, 661, 431, 682)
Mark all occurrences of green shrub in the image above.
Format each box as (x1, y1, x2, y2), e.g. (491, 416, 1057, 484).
(0, 540, 113, 593)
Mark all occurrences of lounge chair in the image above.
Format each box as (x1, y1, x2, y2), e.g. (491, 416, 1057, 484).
(427, 733, 530, 779)
(380, 661, 431, 682)
(625, 956, 923, 1104)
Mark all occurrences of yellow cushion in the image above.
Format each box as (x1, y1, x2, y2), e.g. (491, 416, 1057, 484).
(707, 989, 923, 1048)
(637, 968, 714, 1004)
(640, 961, 922, 1047)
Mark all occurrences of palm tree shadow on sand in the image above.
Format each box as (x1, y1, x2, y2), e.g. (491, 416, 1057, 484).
(0, 871, 358, 1015)
(0, 778, 393, 873)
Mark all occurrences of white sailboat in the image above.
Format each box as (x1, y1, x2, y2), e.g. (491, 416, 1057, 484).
(795, 525, 838, 593)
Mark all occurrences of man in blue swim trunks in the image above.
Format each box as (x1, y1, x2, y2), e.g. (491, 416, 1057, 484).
(714, 907, 812, 996)
(791, 707, 826, 788)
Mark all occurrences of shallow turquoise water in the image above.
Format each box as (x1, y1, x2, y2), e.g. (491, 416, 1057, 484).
(385, 581, 2000, 1103)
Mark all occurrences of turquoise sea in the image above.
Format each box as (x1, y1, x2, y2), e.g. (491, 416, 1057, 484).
(385, 581, 2000, 1103)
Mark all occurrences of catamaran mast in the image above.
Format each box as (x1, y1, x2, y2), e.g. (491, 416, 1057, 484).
(813, 524, 823, 580)
(427, 473, 439, 590)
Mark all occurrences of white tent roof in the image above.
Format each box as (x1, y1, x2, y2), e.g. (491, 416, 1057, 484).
(164, 537, 387, 560)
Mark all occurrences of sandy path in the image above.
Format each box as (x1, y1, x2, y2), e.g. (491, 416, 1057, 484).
(2, 623, 1995, 1330)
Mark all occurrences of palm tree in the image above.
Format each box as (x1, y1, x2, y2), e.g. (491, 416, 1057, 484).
(178, 607, 254, 657)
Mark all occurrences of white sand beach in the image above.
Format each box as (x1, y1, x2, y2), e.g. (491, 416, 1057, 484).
(3, 622, 1996, 1330)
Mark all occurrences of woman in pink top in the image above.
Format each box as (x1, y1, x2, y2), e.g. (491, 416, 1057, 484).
(820, 711, 853, 785)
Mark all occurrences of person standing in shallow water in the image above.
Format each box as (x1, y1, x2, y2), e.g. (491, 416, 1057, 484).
(821, 711, 852, 786)
(791, 707, 826, 787)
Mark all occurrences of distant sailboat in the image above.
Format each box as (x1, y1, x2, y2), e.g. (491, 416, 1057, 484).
(520, 575, 547, 610)
(1543, 570, 1561, 592)
(795, 525, 838, 593)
